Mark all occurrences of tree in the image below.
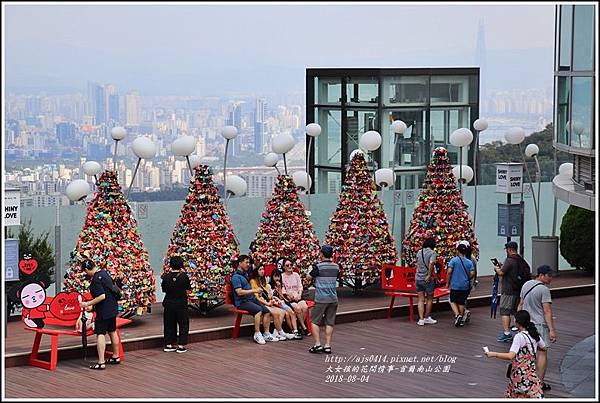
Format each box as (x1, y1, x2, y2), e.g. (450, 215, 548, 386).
(560, 205, 595, 272)
(162, 165, 239, 313)
(7, 219, 55, 314)
(250, 175, 320, 280)
(324, 152, 397, 290)
(402, 147, 479, 266)
(62, 170, 156, 318)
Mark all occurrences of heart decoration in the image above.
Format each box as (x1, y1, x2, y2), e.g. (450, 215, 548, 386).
(19, 258, 38, 275)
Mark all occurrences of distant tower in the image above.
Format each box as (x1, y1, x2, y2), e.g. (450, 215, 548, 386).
(227, 102, 243, 156)
(254, 98, 267, 153)
(475, 19, 488, 108)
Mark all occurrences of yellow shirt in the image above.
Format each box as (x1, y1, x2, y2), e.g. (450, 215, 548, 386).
(249, 279, 272, 305)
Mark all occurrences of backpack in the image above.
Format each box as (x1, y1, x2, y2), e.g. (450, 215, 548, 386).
(511, 256, 531, 292)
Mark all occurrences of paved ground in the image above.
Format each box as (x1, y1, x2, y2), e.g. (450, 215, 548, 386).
(561, 335, 596, 398)
(4, 294, 595, 399)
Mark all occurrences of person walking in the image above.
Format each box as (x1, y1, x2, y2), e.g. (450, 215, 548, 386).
(446, 243, 475, 327)
(485, 310, 546, 398)
(79, 259, 121, 370)
(518, 264, 557, 392)
(161, 256, 192, 353)
(306, 245, 339, 354)
(415, 238, 438, 326)
(493, 241, 529, 342)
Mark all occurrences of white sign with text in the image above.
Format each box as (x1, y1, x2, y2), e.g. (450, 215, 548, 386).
(496, 163, 523, 194)
(4, 189, 21, 226)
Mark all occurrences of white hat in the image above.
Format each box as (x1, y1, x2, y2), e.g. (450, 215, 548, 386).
(456, 240, 470, 248)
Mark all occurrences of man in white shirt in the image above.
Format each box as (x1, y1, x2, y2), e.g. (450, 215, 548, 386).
(518, 265, 557, 391)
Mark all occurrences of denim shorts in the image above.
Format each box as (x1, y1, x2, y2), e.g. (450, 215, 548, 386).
(415, 279, 435, 295)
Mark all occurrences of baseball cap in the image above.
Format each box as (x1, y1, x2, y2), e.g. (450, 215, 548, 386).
(537, 265, 553, 276)
(320, 245, 334, 258)
(504, 241, 519, 250)
(456, 240, 470, 248)
(81, 259, 95, 271)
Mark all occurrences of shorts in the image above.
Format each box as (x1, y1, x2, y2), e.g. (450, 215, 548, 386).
(94, 317, 117, 335)
(310, 302, 338, 327)
(415, 279, 435, 295)
(238, 301, 270, 316)
(450, 289, 469, 305)
(499, 294, 519, 316)
(535, 323, 551, 348)
(279, 303, 293, 312)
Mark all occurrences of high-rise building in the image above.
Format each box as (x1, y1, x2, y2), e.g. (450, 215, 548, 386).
(56, 122, 77, 146)
(125, 91, 141, 126)
(552, 4, 595, 210)
(475, 19, 488, 106)
(227, 102, 243, 156)
(25, 96, 42, 118)
(87, 82, 106, 124)
(105, 84, 120, 123)
(254, 98, 267, 153)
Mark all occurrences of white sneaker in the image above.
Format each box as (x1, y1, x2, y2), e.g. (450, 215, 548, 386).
(263, 332, 278, 342)
(417, 319, 425, 326)
(284, 331, 295, 340)
(424, 317, 438, 325)
(274, 330, 288, 341)
(254, 332, 266, 345)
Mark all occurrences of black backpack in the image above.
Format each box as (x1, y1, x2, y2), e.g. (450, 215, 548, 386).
(511, 256, 531, 292)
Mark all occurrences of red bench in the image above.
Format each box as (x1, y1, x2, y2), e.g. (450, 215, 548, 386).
(381, 264, 450, 322)
(225, 279, 314, 338)
(23, 295, 132, 370)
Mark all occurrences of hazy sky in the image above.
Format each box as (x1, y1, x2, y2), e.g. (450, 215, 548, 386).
(4, 2, 556, 95)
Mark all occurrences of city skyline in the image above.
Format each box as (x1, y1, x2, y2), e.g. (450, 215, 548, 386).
(4, 3, 555, 95)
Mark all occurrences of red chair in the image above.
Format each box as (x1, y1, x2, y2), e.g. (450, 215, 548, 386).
(381, 265, 449, 322)
(224, 279, 251, 338)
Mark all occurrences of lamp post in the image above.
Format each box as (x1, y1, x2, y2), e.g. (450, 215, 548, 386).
(272, 133, 296, 175)
(449, 128, 474, 194)
(264, 152, 281, 175)
(525, 143, 542, 220)
(224, 174, 247, 207)
(359, 130, 382, 183)
(127, 136, 157, 199)
(390, 120, 406, 240)
(221, 126, 238, 201)
(472, 118, 488, 226)
(172, 135, 197, 176)
(505, 127, 540, 237)
(305, 123, 322, 211)
(110, 127, 127, 172)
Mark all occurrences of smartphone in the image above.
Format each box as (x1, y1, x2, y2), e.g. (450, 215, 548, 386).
(483, 346, 489, 353)
(491, 258, 500, 266)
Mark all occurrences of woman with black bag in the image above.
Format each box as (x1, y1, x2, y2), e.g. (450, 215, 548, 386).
(485, 310, 545, 398)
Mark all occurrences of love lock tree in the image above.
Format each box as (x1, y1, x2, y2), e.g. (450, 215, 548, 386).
(325, 152, 397, 292)
(250, 175, 320, 282)
(63, 170, 156, 318)
(163, 165, 240, 314)
(402, 146, 479, 266)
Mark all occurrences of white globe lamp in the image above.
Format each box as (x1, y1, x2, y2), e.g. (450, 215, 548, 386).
(110, 126, 127, 141)
(172, 135, 196, 156)
(505, 127, 526, 145)
(375, 168, 395, 189)
(221, 126, 238, 140)
(305, 123, 322, 137)
(82, 161, 102, 177)
(391, 120, 407, 135)
(225, 175, 247, 197)
(449, 128, 474, 147)
(473, 118, 489, 132)
(132, 137, 157, 159)
(525, 144, 540, 158)
(66, 179, 91, 202)
(292, 171, 312, 193)
(359, 130, 382, 151)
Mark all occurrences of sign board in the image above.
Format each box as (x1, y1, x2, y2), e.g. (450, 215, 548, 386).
(137, 203, 148, 219)
(495, 163, 523, 194)
(405, 190, 416, 205)
(5, 239, 20, 282)
(497, 203, 522, 237)
(523, 183, 533, 198)
(394, 190, 403, 204)
(4, 188, 21, 226)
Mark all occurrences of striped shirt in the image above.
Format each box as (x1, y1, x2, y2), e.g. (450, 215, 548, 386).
(309, 261, 339, 303)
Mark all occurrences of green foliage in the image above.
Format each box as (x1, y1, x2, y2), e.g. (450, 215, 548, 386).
(478, 124, 572, 184)
(7, 219, 55, 314)
(559, 205, 595, 272)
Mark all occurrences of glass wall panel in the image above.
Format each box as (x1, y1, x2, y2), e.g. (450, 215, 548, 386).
(430, 76, 470, 105)
(345, 109, 378, 162)
(573, 5, 594, 71)
(382, 76, 428, 106)
(314, 77, 342, 105)
(571, 77, 593, 149)
(314, 108, 342, 167)
(430, 107, 471, 165)
(559, 5, 573, 69)
(556, 76, 570, 145)
(386, 110, 427, 168)
(345, 77, 378, 106)
(315, 168, 342, 194)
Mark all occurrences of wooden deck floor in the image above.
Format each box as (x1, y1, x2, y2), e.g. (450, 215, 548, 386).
(4, 270, 593, 358)
(4, 294, 595, 399)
